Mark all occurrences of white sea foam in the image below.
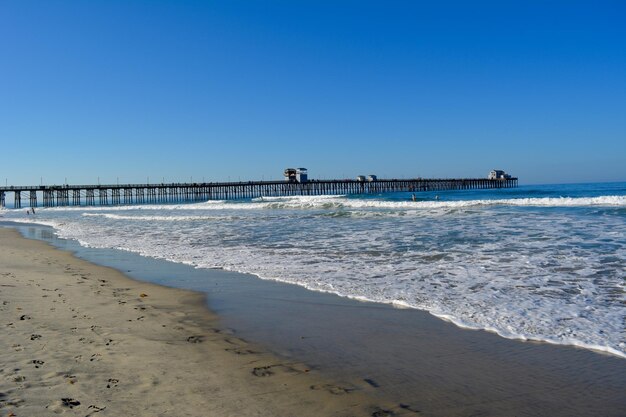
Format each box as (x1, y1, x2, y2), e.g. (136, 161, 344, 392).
(22, 194, 626, 215)
(252, 195, 346, 202)
(82, 213, 236, 221)
(4, 189, 625, 359)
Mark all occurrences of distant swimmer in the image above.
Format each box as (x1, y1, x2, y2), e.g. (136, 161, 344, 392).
(411, 194, 416, 202)
(435, 195, 439, 200)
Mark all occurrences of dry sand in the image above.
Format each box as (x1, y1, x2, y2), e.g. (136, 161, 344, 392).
(0, 228, 401, 416)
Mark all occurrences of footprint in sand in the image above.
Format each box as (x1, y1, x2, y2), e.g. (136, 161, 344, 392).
(64, 374, 77, 384)
(30, 334, 42, 340)
(252, 363, 307, 378)
(186, 335, 204, 343)
(106, 378, 119, 388)
(32, 360, 44, 368)
(371, 408, 395, 417)
(310, 384, 354, 395)
(399, 403, 422, 413)
(364, 378, 380, 388)
(86, 405, 106, 415)
(252, 366, 274, 377)
(225, 347, 258, 355)
(61, 398, 81, 408)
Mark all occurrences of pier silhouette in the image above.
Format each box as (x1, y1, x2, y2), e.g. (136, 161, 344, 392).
(1, 177, 518, 208)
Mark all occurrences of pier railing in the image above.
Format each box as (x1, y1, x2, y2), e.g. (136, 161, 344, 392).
(0, 178, 518, 208)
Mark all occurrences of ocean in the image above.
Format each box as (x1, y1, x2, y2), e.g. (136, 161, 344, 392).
(2, 181, 625, 358)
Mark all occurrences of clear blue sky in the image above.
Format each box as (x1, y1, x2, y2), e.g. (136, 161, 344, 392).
(1, 1, 624, 185)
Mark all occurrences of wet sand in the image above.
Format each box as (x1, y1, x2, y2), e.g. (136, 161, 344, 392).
(0, 227, 400, 416)
(3, 224, 626, 417)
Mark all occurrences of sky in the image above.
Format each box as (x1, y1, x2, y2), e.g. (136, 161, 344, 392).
(1, 0, 625, 185)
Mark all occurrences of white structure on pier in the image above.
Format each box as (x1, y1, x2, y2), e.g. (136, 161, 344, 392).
(284, 167, 308, 183)
(488, 169, 512, 180)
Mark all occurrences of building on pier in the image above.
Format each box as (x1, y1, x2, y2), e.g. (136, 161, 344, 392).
(488, 169, 512, 180)
(284, 168, 297, 182)
(284, 167, 308, 183)
(296, 168, 308, 183)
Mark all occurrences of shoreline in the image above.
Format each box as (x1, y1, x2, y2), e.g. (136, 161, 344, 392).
(0, 227, 399, 416)
(7, 217, 625, 361)
(3, 223, 626, 416)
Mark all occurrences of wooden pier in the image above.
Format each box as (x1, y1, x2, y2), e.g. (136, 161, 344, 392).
(0, 177, 518, 208)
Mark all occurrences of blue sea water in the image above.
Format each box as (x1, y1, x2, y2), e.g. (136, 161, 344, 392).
(2, 182, 625, 358)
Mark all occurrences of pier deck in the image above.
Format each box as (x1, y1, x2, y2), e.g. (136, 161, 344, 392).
(0, 178, 518, 208)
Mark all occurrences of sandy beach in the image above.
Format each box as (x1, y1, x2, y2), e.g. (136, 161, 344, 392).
(0, 227, 401, 416)
(2, 224, 626, 417)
